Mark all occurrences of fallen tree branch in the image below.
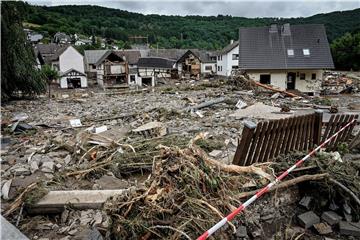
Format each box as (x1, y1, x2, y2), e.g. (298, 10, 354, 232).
(4, 182, 37, 217)
(236, 173, 329, 199)
(329, 178, 360, 206)
(188, 133, 274, 181)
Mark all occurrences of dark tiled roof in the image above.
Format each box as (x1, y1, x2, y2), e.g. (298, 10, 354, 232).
(138, 57, 175, 69)
(115, 50, 141, 65)
(238, 24, 334, 70)
(84, 50, 108, 65)
(35, 43, 69, 64)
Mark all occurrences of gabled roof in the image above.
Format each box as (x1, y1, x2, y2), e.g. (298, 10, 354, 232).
(238, 24, 334, 70)
(219, 41, 239, 55)
(60, 68, 86, 77)
(35, 43, 69, 64)
(138, 57, 175, 69)
(95, 51, 125, 66)
(84, 50, 108, 65)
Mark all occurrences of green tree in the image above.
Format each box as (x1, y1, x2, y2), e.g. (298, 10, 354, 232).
(1, 2, 46, 100)
(40, 65, 59, 98)
(331, 32, 360, 70)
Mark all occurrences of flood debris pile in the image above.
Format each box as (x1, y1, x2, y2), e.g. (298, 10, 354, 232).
(104, 143, 266, 239)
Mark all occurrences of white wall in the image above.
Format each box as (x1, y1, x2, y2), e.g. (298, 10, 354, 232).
(247, 69, 323, 93)
(217, 45, 239, 77)
(59, 46, 85, 74)
(201, 63, 216, 74)
(59, 76, 87, 89)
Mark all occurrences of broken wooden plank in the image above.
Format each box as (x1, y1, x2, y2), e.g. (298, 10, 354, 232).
(253, 81, 300, 98)
(184, 97, 225, 111)
(30, 189, 128, 214)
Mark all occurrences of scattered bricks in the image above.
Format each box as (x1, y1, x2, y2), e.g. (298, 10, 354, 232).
(321, 211, 342, 225)
(299, 196, 312, 210)
(339, 221, 360, 237)
(297, 211, 320, 229)
(313, 222, 332, 235)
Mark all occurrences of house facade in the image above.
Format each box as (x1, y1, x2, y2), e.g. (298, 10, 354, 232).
(238, 24, 334, 94)
(217, 40, 239, 77)
(84, 50, 128, 87)
(137, 57, 176, 86)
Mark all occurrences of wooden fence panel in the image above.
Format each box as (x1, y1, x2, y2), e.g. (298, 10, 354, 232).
(233, 113, 358, 166)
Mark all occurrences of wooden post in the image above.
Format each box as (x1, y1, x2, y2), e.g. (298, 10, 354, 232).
(233, 121, 257, 166)
(313, 110, 323, 146)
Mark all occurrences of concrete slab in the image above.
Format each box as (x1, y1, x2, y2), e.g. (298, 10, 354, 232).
(321, 211, 342, 225)
(297, 211, 320, 229)
(339, 221, 360, 237)
(1, 215, 29, 240)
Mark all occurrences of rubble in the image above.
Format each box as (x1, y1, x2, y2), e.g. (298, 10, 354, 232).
(1, 76, 360, 239)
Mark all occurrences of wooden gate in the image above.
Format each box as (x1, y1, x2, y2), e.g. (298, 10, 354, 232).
(233, 112, 358, 166)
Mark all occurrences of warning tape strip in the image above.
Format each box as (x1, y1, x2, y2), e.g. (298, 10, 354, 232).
(197, 118, 356, 240)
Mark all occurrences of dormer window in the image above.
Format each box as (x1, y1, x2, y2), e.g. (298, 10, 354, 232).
(287, 49, 294, 56)
(303, 49, 310, 56)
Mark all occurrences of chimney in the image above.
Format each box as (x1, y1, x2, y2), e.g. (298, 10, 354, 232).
(269, 24, 278, 33)
(230, 39, 234, 44)
(281, 23, 291, 36)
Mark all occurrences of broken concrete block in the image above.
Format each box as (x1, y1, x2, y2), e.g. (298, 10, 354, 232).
(344, 212, 352, 222)
(1, 215, 29, 239)
(41, 161, 54, 173)
(209, 150, 222, 158)
(235, 225, 247, 238)
(297, 211, 320, 229)
(299, 196, 312, 210)
(313, 222, 332, 235)
(235, 100, 247, 109)
(343, 202, 351, 215)
(339, 221, 360, 237)
(30, 161, 39, 173)
(321, 211, 342, 225)
(132, 121, 167, 138)
(69, 119, 82, 128)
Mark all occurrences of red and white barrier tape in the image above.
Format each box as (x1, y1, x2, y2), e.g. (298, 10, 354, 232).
(197, 118, 356, 240)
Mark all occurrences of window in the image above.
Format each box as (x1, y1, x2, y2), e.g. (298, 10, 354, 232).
(287, 49, 294, 56)
(260, 74, 271, 84)
(303, 49, 310, 56)
(205, 66, 212, 71)
(232, 66, 239, 70)
(311, 73, 316, 80)
(218, 66, 221, 71)
(92, 64, 96, 69)
(300, 73, 306, 80)
(220, 66, 222, 71)
(218, 55, 222, 61)
(232, 54, 239, 60)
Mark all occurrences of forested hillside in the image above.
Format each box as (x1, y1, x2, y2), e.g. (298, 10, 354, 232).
(21, 2, 360, 50)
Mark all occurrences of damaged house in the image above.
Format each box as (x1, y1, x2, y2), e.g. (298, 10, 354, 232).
(147, 49, 217, 78)
(84, 50, 128, 87)
(35, 44, 87, 88)
(238, 24, 334, 94)
(137, 57, 176, 86)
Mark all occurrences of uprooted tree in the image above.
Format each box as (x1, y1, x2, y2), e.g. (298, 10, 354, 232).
(1, 2, 46, 100)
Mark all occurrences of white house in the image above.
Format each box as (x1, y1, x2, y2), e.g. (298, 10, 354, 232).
(35, 44, 87, 88)
(75, 39, 92, 46)
(238, 24, 334, 94)
(58, 46, 87, 88)
(217, 40, 239, 77)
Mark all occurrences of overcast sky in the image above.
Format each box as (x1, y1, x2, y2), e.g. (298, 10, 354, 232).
(28, 0, 360, 18)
